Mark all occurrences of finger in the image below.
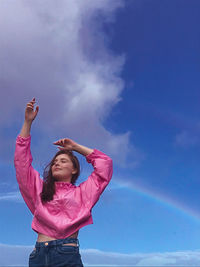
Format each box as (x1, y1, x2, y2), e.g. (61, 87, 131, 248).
(57, 139, 64, 146)
(27, 103, 34, 107)
(26, 105, 34, 109)
(53, 140, 61, 145)
(27, 102, 34, 106)
(35, 106, 39, 113)
(29, 100, 36, 105)
(53, 141, 58, 145)
(58, 147, 65, 150)
(26, 104, 34, 109)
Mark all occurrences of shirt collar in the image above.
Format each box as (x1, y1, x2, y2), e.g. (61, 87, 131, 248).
(55, 181, 76, 189)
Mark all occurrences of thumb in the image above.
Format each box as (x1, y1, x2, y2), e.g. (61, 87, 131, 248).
(34, 106, 39, 116)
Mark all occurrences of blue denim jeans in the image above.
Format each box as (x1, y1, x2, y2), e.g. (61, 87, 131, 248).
(29, 237, 84, 267)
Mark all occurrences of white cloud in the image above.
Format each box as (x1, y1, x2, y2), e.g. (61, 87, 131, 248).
(0, 0, 143, 167)
(1, 243, 200, 266)
(0, 191, 23, 202)
(136, 255, 176, 266)
(175, 130, 199, 148)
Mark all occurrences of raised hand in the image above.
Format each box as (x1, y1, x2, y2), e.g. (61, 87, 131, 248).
(19, 98, 39, 137)
(25, 98, 39, 122)
(53, 138, 77, 151)
(53, 138, 94, 156)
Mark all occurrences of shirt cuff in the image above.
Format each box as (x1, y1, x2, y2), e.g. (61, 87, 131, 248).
(17, 135, 31, 142)
(86, 149, 97, 162)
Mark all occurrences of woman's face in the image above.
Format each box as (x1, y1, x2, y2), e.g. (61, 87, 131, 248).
(51, 154, 77, 182)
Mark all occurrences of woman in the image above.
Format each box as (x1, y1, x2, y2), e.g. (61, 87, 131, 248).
(14, 98, 113, 267)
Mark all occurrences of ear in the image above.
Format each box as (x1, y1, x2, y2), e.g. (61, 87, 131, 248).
(72, 168, 77, 175)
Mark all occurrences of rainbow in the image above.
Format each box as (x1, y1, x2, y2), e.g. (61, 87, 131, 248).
(112, 177, 200, 221)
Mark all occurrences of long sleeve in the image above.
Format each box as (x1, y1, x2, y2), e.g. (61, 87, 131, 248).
(14, 135, 43, 215)
(79, 149, 113, 210)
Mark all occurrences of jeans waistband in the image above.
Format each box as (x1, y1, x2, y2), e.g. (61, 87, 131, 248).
(35, 237, 79, 248)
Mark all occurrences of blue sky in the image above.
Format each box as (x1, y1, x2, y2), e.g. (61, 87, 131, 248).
(1, 0, 200, 266)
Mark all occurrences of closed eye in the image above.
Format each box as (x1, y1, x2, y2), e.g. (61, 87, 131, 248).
(52, 160, 68, 165)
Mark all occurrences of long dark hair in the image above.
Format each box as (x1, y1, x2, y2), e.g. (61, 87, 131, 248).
(40, 150, 80, 204)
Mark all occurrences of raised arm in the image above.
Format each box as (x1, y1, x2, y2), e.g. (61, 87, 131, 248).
(14, 98, 42, 214)
(79, 149, 113, 209)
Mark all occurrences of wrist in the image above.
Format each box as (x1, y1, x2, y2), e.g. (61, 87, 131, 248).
(73, 143, 94, 156)
(72, 143, 81, 152)
(24, 119, 33, 126)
